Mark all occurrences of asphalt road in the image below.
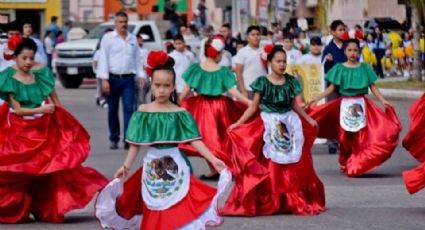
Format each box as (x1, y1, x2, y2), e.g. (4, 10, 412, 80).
(1, 83, 424, 230)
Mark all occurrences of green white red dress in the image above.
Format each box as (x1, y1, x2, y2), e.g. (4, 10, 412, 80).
(95, 110, 232, 230)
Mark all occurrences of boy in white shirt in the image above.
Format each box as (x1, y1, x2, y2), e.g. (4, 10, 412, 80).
(169, 34, 196, 94)
(234, 25, 267, 98)
(297, 36, 322, 65)
(282, 33, 302, 65)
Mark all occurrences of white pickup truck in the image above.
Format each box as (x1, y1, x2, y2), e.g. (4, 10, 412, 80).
(53, 21, 163, 88)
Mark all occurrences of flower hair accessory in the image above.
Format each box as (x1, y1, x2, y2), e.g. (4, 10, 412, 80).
(260, 44, 274, 66)
(3, 34, 23, 60)
(206, 35, 225, 59)
(145, 50, 170, 77)
(348, 28, 363, 41)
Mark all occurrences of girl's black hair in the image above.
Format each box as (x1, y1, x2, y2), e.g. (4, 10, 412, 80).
(150, 57, 179, 105)
(14, 37, 37, 56)
(342, 38, 360, 51)
(267, 45, 286, 62)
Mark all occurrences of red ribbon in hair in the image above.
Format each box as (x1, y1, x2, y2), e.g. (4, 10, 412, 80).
(3, 34, 23, 60)
(261, 44, 274, 66)
(205, 34, 225, 59)
(145, 50, 169, 77)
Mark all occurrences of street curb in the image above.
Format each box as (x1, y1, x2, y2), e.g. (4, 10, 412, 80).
(371, 88, 423, 99)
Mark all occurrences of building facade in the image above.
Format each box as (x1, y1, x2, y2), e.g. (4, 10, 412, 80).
(0, 0, 63, 38)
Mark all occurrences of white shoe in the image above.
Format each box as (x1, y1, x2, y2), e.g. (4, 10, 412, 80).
(403, 70, 410, 78)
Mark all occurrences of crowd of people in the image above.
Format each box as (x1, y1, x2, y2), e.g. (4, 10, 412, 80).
(0, 10, 425, 230)
(0, 16, 75, 70)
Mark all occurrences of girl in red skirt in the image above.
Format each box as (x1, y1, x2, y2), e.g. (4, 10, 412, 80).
(402, 93, 425, 194)
(178, 35, 251, 179)
(221, 45, 325, 216)
(95, 51, 231, 230)
(0, 38, 108, 223)
(307, 39, 401, 177)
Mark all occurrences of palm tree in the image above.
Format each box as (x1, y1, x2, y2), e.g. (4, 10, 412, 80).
(408, 0, 425, 81)
(315, 0, 334, 31)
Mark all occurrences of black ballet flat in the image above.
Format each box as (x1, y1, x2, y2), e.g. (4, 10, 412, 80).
(200, 173, 220, 181)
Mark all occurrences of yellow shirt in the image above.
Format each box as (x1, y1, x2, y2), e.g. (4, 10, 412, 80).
(420, 37, 425, 52)
(388, 31, 402, 56)
(381, 57, 393, 69)
(362, 46, 377, 65)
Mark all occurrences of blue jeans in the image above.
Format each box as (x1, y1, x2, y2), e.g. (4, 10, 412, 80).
(107, 76, 135, 142)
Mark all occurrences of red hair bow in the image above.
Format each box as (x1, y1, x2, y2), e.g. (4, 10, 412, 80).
(206, 34, 225, 59)
(145, 50, 169, 77)
(3, 34, 23, 60)
(261, 44, 274, 66)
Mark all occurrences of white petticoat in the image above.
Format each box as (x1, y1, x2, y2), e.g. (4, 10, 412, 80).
(95, 167, 232, 230)
(260, 111, 304, 164)
(340, 97, 367, 132)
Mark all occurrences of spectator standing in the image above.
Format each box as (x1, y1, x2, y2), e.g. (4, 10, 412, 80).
(0, 21, 22, 71)
(282, 34, 302, 65)
(234, 25, 267, 98)
(22, 19, 47, 66)
(97, 11, 147, 150)
(297, 36, 323, 65)
(220, 23, 237, 56)
(373, 27, 386, 78)
(321, 20, 347, 154)
(169, 34, 196, 94)
(164, 0, 179, 37)
(136, 32, 149, 104)
(62, 20, 73, 41)
(45, 16, 60, 45)
(43, 30, 54, 69)
(197, 0, 207, 29)
(297, 10, 309, 32)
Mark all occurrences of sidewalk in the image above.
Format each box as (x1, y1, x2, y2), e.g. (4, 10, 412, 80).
(373, 75, 423, 99)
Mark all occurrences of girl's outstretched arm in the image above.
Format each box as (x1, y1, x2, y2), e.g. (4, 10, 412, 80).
(191, 140, 226, 172)
(228, 92, 261, 130)
(370, 84, 391, 107)
(114, 144, 141, 179)
(292, 99, 318, 127)
(228, 87, 251, 105)
(307, 84, 336, 106)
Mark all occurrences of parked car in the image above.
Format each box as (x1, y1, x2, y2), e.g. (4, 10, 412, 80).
(364, 17, 403, 33)
(53, 21, 163, 88)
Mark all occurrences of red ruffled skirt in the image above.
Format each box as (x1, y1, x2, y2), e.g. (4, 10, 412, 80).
(402, 94, 425, 194)
(307, 97, 401, 177)
(0, 104, 108, 223)
(402, 93, 425, 163)
(403, 162, 425, 194)
(221, 114, 325, 216)
(112, 168, 220, 230)
(179, 95, 246, 167)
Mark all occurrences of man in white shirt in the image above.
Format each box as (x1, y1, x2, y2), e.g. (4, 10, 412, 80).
(234, 25, 267, 98)
(97, 11, 147, 150)
(168, 34, 195, 94)
(22, 19, 47, 66)
(282, 34, 302, 65)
